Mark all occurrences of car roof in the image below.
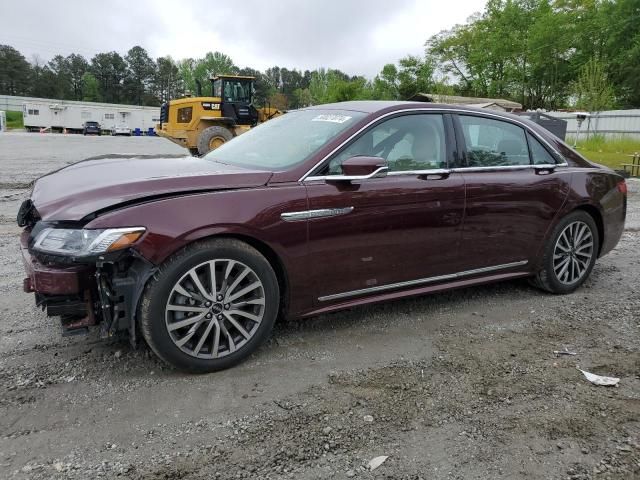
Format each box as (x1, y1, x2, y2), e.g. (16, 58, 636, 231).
(304, 100, 540, 129)
(304, 100, 517, 116)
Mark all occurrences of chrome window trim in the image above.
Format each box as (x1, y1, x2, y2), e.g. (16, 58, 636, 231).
(299, 107, 567, 182)
(281, 206, 354, 222)
(387, 168, 451, 176)
(449, 162, 568, 173)
(303, 163, 568, 181)
(317, 260, 528, 302)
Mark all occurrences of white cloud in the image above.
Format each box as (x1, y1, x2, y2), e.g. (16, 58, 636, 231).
(0, 0, 486, 77)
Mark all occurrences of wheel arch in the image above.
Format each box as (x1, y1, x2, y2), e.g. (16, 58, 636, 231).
(153, 232, 290, 319)
(572, 203, 604, 256)
(214, 233, 290, 319)
(129, 231, 290, 348)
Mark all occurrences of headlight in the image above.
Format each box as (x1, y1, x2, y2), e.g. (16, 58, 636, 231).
(33, 227, 145, 256)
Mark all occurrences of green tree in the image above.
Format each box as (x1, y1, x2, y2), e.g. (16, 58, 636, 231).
(47, 55, 73, 98)
(90, 52, 127, 103)
(67, 54, 89, 100)
(0, 45, 32, 95)
(396, 55, 434, 99)
(190, 52, 237, 95)
(177, 58, 196, 96)
(81, 72, 100, 102)
(575, 57, 615, 112)
(124, 46, 156, 105)
(154, 56, 180, 103)
(372, 64, 399, 100)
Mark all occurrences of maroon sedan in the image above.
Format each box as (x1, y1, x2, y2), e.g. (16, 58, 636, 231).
(17, 102, 627, 372)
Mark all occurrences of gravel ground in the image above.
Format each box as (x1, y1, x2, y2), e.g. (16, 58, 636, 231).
(0, 131, 638, 479)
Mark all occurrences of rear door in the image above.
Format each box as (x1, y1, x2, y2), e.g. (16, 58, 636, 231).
(452, 113, 572, 271)
(302, 112, 466, 304)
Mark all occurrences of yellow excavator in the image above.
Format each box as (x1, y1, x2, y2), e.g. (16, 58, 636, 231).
(156, 75, 282, 156)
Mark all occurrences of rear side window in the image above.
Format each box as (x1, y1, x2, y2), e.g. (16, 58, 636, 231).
(177, 107, 193, 123)
(459, 115, 530, 167)
(527, 132, 557, 165)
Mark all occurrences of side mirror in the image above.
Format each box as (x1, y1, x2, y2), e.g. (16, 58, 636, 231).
(327, 156, 388, 182)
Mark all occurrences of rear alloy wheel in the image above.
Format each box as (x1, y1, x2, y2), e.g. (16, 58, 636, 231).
(140, 239, 279, 372)
(197, 126, 233, 155)
(531, 211, 599, 294)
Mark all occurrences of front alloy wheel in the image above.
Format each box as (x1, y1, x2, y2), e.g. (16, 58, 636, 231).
(140, 239, 279, 372)
(165, 259, 266, 359)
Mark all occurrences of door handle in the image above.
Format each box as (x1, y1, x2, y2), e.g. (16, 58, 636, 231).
(418, 169, 451, 180)
(534, 165, 556, 175)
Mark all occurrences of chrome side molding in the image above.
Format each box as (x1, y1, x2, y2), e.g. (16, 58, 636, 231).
(281, 206, 355, 222)
(318, 260, 528, 302)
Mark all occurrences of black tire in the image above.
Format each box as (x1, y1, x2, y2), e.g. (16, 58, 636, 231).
(197, 125, 233, 156)
(530, 210, 599, 294)
(139, 238, 279, 373)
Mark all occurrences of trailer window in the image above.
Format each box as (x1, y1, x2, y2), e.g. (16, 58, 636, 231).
(28, 109, 39, 115)
(104, 113, 115, 120)
(177, 107, 193, 123)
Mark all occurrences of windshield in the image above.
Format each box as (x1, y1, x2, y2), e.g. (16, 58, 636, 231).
(204, 109, 365, 170)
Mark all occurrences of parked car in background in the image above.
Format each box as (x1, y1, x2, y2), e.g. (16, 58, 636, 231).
(82, 121, 101, 136)
(17, 101, 626, 373)
(112, 125, 132, 136)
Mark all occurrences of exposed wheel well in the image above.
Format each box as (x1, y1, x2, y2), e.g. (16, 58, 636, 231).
(573, 204, 604, 256)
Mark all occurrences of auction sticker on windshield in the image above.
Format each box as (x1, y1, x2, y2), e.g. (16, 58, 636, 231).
(311, 114, 352, 123)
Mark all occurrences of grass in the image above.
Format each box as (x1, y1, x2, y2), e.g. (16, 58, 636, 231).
(5, 110, 23, 129)
(568, 135, 640, 171)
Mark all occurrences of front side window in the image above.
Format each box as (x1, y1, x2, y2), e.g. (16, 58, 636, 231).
(459, 115, 529, 167)
(177, 106, 192, 123)
(323, 114, 447, 175)
(205, 109, 365, 170)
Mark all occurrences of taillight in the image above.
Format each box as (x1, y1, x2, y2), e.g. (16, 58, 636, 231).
(617, 180, 627, 195)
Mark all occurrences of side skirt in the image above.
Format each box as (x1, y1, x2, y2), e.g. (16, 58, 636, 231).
(300, 271, 531, 319)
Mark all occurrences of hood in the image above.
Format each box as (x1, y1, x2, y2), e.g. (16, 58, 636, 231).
(31, 155, 273, 221)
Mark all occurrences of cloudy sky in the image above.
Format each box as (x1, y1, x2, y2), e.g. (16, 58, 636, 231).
(1, 0, 486, 77)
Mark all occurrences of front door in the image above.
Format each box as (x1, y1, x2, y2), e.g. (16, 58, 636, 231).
(303, 113, 466, 304)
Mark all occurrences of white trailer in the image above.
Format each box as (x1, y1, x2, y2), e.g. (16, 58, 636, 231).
(21, 99, 160, 134)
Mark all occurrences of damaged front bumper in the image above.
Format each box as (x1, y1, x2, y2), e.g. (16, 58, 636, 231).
(20, 229, 155, 343)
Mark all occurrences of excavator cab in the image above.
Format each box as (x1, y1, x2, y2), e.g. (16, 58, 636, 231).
(156, 74, 282, 156)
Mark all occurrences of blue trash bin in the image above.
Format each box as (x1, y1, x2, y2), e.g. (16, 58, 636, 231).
(147, 127, 155, 136)
(134, 128, 141, 136)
